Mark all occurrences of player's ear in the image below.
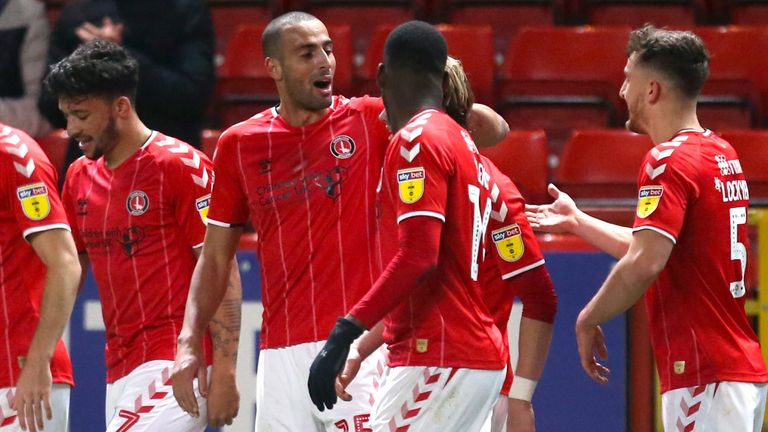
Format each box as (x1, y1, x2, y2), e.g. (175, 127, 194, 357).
(266, 57, 282, 81)
(114, 96, 132, 117)
(376, 63, 386, 92)
(647, 80, 662, 104)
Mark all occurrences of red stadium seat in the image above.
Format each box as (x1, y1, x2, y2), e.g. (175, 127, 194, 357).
(555, 128, 653, 201)
(729, 1, 768, 25)
(435, 24, 495, 104)
(215, 23, 353, 127)
(36, 129, 69, 175)
(432, 0, 561, 62)
(358, 24, 495, 102)
(717, 129, 768, 203)
(695, 26, 768, 129)
(479, 129, 549, 204)
(201, 129, 222, 160)
(210, 2, 275, 62)
(303, 0, 426, 65)
(584, 0, 701, 27)
(497, 26, 631, 157)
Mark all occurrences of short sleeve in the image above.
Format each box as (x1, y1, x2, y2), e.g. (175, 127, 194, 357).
(166, 145, 214, 248)
(487, 179, 545, 280)
(5, 144, 70, 240)
(633, 146, 697, 243)
(384, 126, 452, 224)
(206, 129, 250, 227)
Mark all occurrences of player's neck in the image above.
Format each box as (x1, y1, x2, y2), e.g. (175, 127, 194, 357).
(276, 100, 330, 128)
(647, 104, 701, 145)
(103, 118, 152, 169)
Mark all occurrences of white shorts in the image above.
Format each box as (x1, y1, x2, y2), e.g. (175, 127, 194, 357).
(0, 384, 70, 431)
(370, 366, 505, 432)
(105, 360, 208, 432)
(255, 340, 386, 432)
(480, 395, 508, 432)
(662, 381, 768, 431)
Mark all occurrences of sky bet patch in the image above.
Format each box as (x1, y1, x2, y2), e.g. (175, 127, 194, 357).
(16, 183, 51, 221)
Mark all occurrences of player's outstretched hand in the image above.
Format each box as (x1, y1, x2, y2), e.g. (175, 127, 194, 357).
(12, 357, 52, 432)
(308, 317, 364, 411)
(335, 348, 363, 402)
(206, 367, 239, 427)
(172, 335, 208, 418)
(575, 315, 610, 385)
(507, 399, 536, 432)
(525, 184, 579, 234)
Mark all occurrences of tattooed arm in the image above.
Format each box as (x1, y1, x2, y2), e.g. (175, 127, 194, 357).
(207, 257, 242, 427)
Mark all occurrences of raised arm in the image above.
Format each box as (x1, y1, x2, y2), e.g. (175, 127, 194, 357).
(526, 184, 633, 259)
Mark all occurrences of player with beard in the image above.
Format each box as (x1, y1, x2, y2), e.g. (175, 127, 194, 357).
(526, 25, 768, 431)
(171, 11, 509, 432)
(45, 40, 242, 431)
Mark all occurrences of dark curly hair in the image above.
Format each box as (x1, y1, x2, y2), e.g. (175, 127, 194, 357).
(627, 24, 709, 99)
(44, 39, 139, 104)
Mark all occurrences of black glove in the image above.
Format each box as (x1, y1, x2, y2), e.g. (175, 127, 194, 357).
(308, 317, 364, 411)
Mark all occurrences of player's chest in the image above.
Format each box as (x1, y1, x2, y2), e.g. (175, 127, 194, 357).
(245, 135, 377, 212)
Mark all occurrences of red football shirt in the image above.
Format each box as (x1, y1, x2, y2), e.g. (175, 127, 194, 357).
(207, 96, 391, 349)
(353, 109, 505, 369)
(62, 131, 213, 382)
(0, 124, 73, 388)
(481, 157, 549, 392)
(633, 129, 768, 392)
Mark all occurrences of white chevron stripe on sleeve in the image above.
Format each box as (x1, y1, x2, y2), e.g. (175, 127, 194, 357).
(180, 150, 200, 168)
(400, 143, 421, 162)
(491, 201, 508, 222)
(645, 162, 667, 180)
(14, 159, 35, 178)
(5, 143, 28, 158)
(191, 167, 209, 188)
(651, 147, 675, 161)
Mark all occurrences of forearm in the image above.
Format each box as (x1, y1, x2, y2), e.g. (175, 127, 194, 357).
(27, 250, 80, 361)
(573, 210, 633, 259)
(350, 320, 385, 360)
(209, 258, 242, 373)
(181, 253, 232, 340)
(579, 253, 658, 326)
(514, 318, 553, 381)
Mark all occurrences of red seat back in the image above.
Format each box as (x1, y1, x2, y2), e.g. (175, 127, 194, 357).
(479, 130, 549, 204)
(555, 128, 653, 200)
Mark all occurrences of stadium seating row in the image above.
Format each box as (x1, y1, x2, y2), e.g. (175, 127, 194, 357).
(214, 24, 768, 154)
(39, 127, 764, 208)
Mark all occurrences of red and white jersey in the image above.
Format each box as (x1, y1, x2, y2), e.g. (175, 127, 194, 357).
(62, 131, 213, 383)
(207, 96, 391, 349)
(480, 157, 548, 393)
(0, 124, 73, 388)
(633, 129, 768, 392)
(375, 110, 505, 369)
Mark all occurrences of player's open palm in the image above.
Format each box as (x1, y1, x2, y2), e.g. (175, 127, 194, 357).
(172, 338, 207, 418)
(525, 184, 579, 234)
(507, 399, 536, 432)
(206, 369, 239, 427)
(12, 359, 52, 432)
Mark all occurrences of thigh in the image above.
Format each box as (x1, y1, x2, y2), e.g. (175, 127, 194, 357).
(709, 382, 768, 432)
(661, 384, 717, 432)
(105, 360, 207, 432)
(317, 346, 387, 432)
(0, 385, 70, 432)
(255, 343, 323, 432)
(371, 366, 504, 432)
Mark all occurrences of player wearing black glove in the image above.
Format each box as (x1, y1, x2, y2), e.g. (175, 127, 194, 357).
(308, 317, 365, 411)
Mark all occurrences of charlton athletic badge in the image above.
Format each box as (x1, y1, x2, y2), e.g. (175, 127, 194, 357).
(330, 135, 356, 159)
(126, 190, 150, 216)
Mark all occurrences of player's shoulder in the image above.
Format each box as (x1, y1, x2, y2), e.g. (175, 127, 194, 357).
(342, 95, 384, 114)
(0, 124, 53, 173)
(218, 108, 279, 145)
(144, 131, 209, 164)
